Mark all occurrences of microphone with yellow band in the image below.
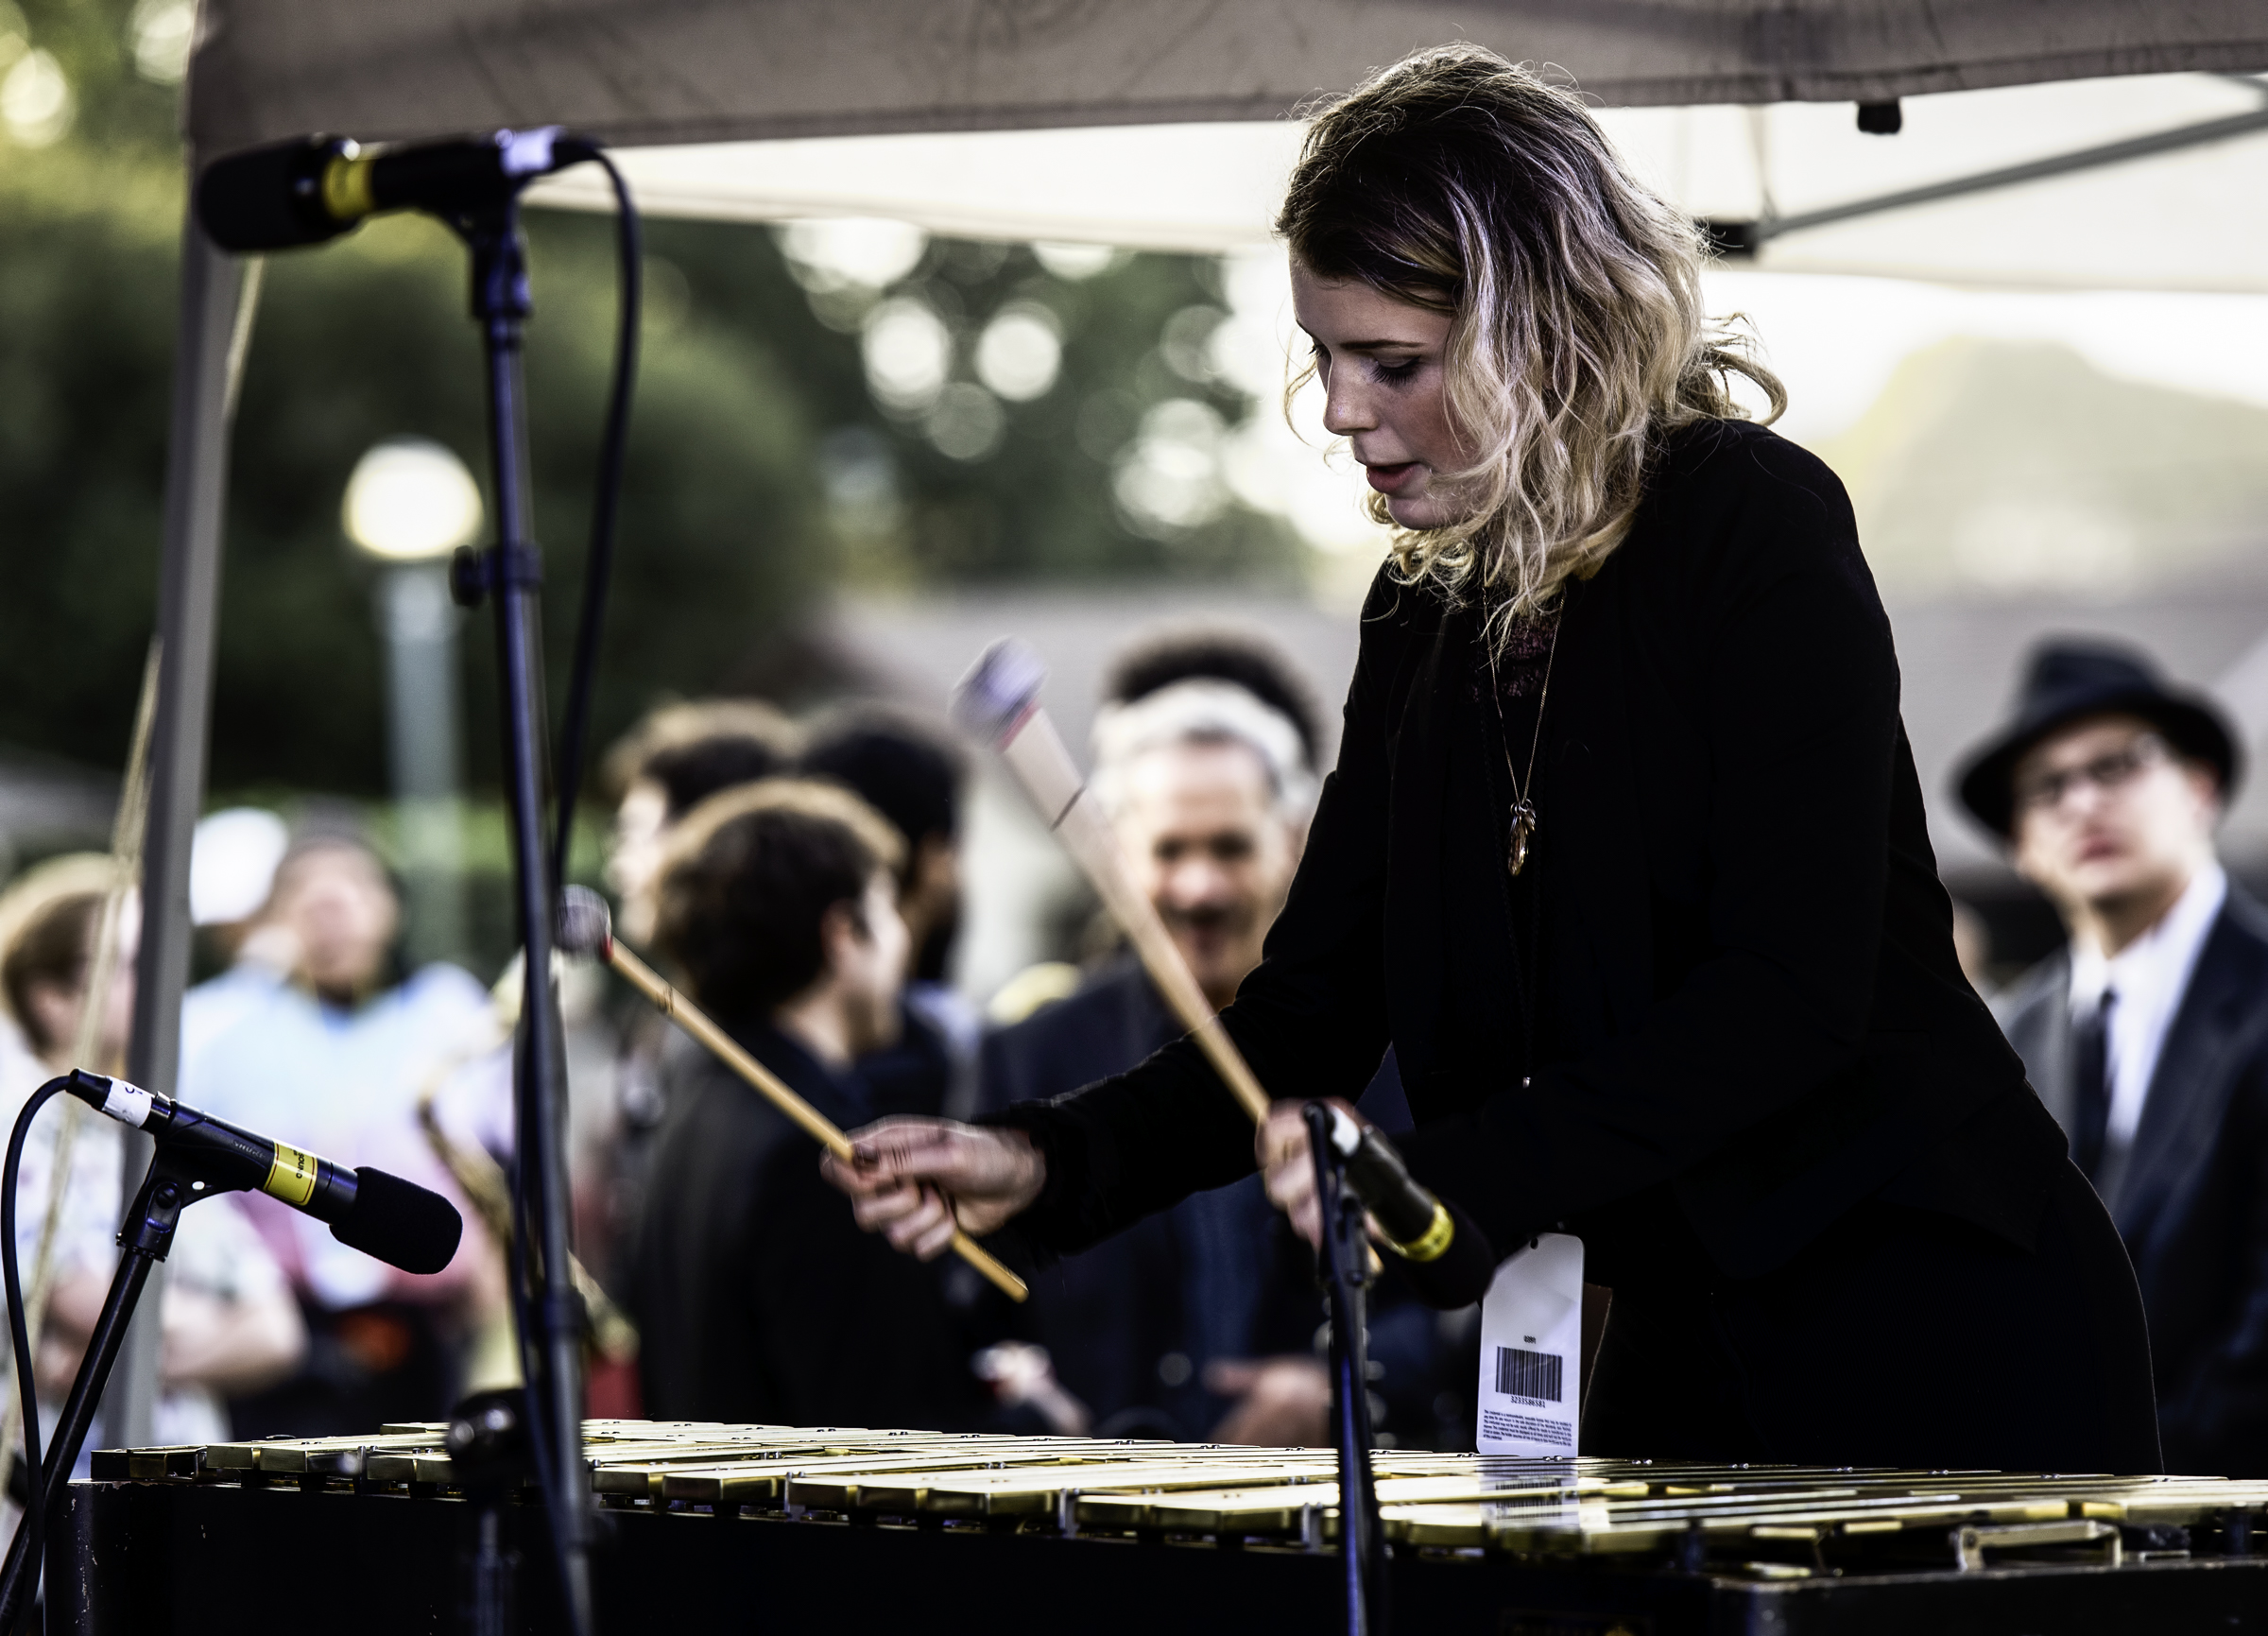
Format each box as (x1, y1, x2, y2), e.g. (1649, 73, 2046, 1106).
(65, 1075, 463, 1276)
(196, 127, 597, 253)
(1321, 1104, 1498, 1311)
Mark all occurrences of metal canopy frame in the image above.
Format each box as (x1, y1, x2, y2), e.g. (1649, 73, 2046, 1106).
(1716, 73, 2268, 252)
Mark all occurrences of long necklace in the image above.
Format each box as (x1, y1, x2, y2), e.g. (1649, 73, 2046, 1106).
(1484, 596, 1564, 878)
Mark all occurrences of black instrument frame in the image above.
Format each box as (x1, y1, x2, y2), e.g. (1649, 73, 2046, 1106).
(55, 1476, 2268, 1636)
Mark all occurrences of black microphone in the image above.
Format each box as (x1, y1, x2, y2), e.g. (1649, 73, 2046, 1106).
(196, 127, 593, 252)
(1320, 1104, 1497, 1309)
(64, 1073, 463, 1276)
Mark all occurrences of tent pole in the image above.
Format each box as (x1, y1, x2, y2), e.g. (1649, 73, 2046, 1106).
(99, 206, 253, 1453)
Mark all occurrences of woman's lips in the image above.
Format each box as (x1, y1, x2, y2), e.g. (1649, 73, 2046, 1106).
(1366, 461, 1421, 494)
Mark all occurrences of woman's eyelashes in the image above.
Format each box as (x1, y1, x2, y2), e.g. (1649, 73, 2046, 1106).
(1308, 342, 1422, 387)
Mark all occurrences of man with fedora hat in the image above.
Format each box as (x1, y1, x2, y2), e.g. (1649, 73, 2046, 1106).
(1959, 637, 2268, 1476)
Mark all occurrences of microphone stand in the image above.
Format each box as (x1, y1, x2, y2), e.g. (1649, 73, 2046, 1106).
(0, 1154, 193, 1629)
(443, 195, 593, 1636)
(1304, 1102, 1389, 1636)
(449, 1388, 533, 1636)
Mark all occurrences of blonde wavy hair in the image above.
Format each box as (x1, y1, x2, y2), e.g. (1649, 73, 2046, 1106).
(1279, 44, 1785, 632)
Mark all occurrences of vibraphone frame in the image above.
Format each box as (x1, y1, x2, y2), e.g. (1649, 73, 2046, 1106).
(53, 1423, 2268, 1635)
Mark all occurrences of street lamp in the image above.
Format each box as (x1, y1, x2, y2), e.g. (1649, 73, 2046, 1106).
(344, 437, 483, 966)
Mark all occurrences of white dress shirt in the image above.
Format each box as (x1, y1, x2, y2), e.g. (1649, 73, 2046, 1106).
(2069, 860, 2227, 1150)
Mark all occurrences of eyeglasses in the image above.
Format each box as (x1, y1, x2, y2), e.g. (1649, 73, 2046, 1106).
(2014, 733, 2170, 814)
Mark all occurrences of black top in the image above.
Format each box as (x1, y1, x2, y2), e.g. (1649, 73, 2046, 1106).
(1464, 599, 1560, 1079)
(976, 957, 1307, 1438)
(855, 998, 955, 1120)
(630, 1022, 1000, 1428)
(995, 418, 2068, 1284)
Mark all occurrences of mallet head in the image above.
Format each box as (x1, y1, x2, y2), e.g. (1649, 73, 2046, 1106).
(952, 638, 1047, 749)
(556, 885, 613, 962)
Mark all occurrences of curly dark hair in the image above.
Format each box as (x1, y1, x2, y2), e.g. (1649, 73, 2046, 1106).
(646, 732, 801, 821)
(599, 698, 804, 806)
(652, 780, 904, 1018)
(800, 707, 965, 848)
(1104, 626, 1322, 768)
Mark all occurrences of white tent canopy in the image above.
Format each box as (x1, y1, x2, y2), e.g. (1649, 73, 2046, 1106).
(526, 71, 2268, 290)
(185, 0, 2268, 156)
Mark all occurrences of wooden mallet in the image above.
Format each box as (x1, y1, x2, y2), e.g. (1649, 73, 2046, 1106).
(951, 639, 1271, 1127)
(556, 886, 1028, 1302)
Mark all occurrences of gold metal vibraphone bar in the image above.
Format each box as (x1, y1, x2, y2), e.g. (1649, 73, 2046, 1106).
(90, 1421, 2268, 1578)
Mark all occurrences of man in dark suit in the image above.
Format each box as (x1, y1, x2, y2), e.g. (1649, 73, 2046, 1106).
(629, 779, 998, 1430)
(978, 631, 1466, 1447)
(1959, 639, 2268, 1476)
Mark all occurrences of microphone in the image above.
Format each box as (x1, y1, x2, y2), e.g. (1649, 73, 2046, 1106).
(64, 1074, 464, 1276)
(196, 127, 593, 252)
(1321, 1104, 1496, 1310)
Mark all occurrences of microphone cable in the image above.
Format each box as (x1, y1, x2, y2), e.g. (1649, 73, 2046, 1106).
(547, 146, 641, 896)
(1, 1077, 70, 1631)
(527, 149, 639, 1633)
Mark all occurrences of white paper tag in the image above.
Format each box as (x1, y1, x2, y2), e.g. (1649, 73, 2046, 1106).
(1475, 1231, 1584, 1457)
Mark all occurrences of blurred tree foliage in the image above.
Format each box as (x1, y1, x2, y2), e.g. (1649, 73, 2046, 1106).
(0, 0, 1302, 799)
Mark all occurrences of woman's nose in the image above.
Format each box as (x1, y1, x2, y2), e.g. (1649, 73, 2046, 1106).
(1321, 381, 1373, 437)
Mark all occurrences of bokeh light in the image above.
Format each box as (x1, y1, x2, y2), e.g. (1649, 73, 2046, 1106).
(973, 303, 1062, 402)
(129, 0, 194, 85)
(341, 439, 487, 562)
(1031, 242, 1121, 281)
(861, 297, 953, 413)
(780, 217, 930, 291)
(1114, 398, 1229, 535)
(925, 382, 1006, 461)
(1, 48, 72, 146)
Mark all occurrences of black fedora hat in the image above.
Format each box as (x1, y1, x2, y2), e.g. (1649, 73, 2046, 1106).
(1955, 638, 2241, 838)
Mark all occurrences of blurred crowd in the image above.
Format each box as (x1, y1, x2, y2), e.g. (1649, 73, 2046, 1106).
(4, 619, 2267, 1475)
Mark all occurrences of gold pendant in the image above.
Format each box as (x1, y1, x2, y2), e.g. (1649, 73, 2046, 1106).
(1507, 801, 1537, 877)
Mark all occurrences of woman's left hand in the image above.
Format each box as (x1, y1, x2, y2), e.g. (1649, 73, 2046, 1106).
(1257, 1097, 1364, 1249)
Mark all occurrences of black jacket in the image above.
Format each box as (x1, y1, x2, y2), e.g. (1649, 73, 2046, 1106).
(997, 418, 2067, 1283)
(1998, 885, 2268, 1475)
(977, 957, 1297, 1438)
(630, 1022, 998, 1429)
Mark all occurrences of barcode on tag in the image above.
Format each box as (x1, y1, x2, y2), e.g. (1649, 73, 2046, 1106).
(1493, 1345, 1563, 1403)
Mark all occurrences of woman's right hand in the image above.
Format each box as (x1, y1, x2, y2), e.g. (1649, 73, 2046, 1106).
(819, 1118, 1046, 1260)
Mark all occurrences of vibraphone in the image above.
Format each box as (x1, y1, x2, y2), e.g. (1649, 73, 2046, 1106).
(57, 1421, 2268, 1633)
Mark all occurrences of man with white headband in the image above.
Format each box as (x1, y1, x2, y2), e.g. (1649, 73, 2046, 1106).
(1086, 670, 1318, 1016)
(976, 630, 1457, 1448)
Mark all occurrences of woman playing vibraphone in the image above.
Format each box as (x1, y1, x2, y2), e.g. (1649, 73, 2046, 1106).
(826, 43, 2160, 1473)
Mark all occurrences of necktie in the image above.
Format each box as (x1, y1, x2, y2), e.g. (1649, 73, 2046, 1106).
(2071, 990, 2117, 1181)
